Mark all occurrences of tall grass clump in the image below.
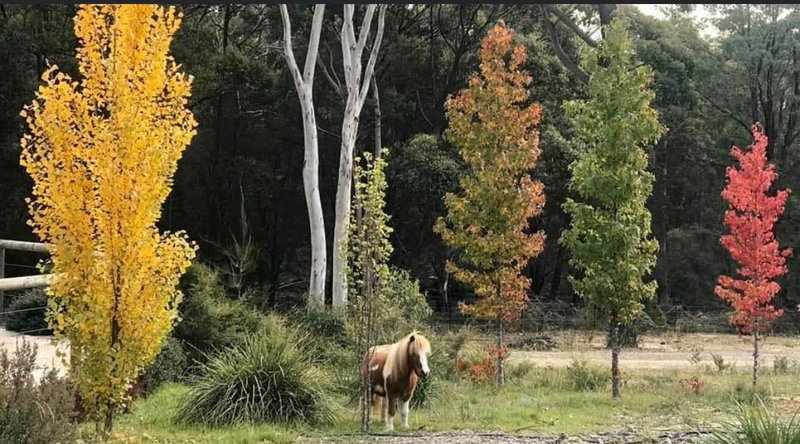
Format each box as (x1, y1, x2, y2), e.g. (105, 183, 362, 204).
(566, 358, 609, 391)
(706, 401, 800, 444)
(175, 317, 334, 426)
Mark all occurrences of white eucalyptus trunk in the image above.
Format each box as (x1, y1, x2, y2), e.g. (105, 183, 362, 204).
(280, 4, 327, 305)
(332, 4, 387, 307)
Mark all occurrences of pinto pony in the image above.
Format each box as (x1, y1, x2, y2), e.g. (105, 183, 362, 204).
(362, 332, 431, 431)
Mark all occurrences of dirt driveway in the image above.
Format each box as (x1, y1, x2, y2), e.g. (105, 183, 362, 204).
(0, 327, 68, 378)
(507, 331, 800, 370)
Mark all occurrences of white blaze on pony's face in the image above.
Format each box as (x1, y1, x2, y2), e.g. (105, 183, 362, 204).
(419, 352, 430, 376)
(407, 333, 432, 378)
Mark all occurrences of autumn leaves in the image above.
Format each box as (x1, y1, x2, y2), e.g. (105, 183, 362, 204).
(20, 4, 196, 431)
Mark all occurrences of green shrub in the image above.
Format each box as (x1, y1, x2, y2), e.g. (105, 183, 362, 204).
(431, 328, 473, 381)
(706, 401, 800, 444)
(296, 304, 348, 346)
(345, 267, 433, 347)
(712, 353, 731, 373)
(773, 356, 792, 374)
(566, 359, 609, 391)
(176, 317, 334, 426)
(2, 289, 52, 335)
(384, 268, 433, 324)
(142, 336, 189, 392)
(731, 382, 771, 406)
(0, 340, 77, 444)
(173, 263, 268, 363)
(506, 362, 535, 381)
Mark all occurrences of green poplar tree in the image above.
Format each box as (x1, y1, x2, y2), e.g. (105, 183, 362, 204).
(560, 19, 666, 399)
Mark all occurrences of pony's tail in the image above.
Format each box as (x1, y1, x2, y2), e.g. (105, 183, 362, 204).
(372, 394, 383, 418)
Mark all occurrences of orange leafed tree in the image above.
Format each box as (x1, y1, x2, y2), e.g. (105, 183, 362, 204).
(434, 22, 545, 385)
(19, 4, 197, 432)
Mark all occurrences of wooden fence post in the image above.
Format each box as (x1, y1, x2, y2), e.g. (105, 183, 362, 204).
(0, 247, 5, 311)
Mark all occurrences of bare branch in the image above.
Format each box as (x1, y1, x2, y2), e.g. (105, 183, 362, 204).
(355, 4, 377, 59)
(540, 5, 589, 84)
(279, 4, 304, 89)
(317, 51, 344, 99)
(303, 5, 326, 82)
(358, 5, 387, 105)
(544, 4, 598, 48)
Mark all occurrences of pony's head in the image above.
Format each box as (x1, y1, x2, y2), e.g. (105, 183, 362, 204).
(405, 332, 431, 378)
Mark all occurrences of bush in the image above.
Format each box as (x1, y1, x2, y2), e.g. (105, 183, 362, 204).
(773, 356, 792, 374)
(296, 304, 348, 346)
(2, 289, 52, 335)
(566, 359, 609, 391)
(0, 340, 77, 444)
(706, 401, 800, 444)
(431, 328, 473, 381)
(731, 382, 771, 406)
(173, 263, 269, 363)
(176, 316, 334, 426)
(345, 267, 433, 347)
(142, 336, 189, 392)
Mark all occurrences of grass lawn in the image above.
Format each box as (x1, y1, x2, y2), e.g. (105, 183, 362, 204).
(102, 362, 800, 443)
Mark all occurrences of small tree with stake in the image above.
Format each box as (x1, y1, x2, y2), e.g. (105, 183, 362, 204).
(560, 19, 665, 399)
(434, 22, 545, 386)
(716, 124, 791, 387)
(345, 151, 392, 432)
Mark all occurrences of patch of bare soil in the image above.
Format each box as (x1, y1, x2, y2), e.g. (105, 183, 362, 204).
(508, 331, 800, 370)
(0, 327, 68, 378)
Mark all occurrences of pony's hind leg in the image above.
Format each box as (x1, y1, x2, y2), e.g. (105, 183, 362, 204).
(372, 394, 383, 419)
(400, 399, 410, 429)
(385, 396, 396, 432)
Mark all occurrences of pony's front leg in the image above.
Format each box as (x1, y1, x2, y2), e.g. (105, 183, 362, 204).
(400, 399, 410, 429)
(385, 396, 396, 432)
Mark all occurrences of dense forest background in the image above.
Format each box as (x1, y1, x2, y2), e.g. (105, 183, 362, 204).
(3, 4, 800, 318)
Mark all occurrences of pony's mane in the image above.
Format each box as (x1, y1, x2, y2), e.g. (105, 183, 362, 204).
(384, 331, 431, 379)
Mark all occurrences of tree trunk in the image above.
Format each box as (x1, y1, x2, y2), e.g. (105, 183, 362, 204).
(332, 4, 386, 307)
(753, 324, 760, 387)
(372, 77, 382, 158)
(332, 105, 358, 306)
(280, 4, 327, 305)
(497, 322, 506, 386)
(611, 322, 621, 398)
(549, 245, 563, 299)
(301, 98, 327, 305)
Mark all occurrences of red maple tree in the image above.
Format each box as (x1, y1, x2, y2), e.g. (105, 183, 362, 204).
(715, 123, 791, 386)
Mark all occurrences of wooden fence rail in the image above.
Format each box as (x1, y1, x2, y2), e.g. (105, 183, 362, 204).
(0, 239, 53, 310)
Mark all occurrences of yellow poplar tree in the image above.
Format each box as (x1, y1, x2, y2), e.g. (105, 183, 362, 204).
(19, 4, 197, 432)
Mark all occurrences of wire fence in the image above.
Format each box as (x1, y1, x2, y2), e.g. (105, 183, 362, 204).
(428, 299, 800, 337)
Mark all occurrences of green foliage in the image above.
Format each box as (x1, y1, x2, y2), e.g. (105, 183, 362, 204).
(346, 267, 433, 346)
(712, 353, 731, 373)
(296, 304, 348, 346)
(0, 340, 77, 444)
(566, 359, 610, 391)
(176, 317, 334, 426)
(143, 336, 189, 392)
(731, 382, 771, 406)
(385, 267, 433, 324)
(2, 289, 51, 335)
(706, 401, 800, 444)
(772, 356, 792, 375)
(173, 263, 267, 363)
(561, 18, 666, 324)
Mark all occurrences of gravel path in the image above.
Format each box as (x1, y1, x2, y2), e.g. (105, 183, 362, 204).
(299, 430, 710, 444)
